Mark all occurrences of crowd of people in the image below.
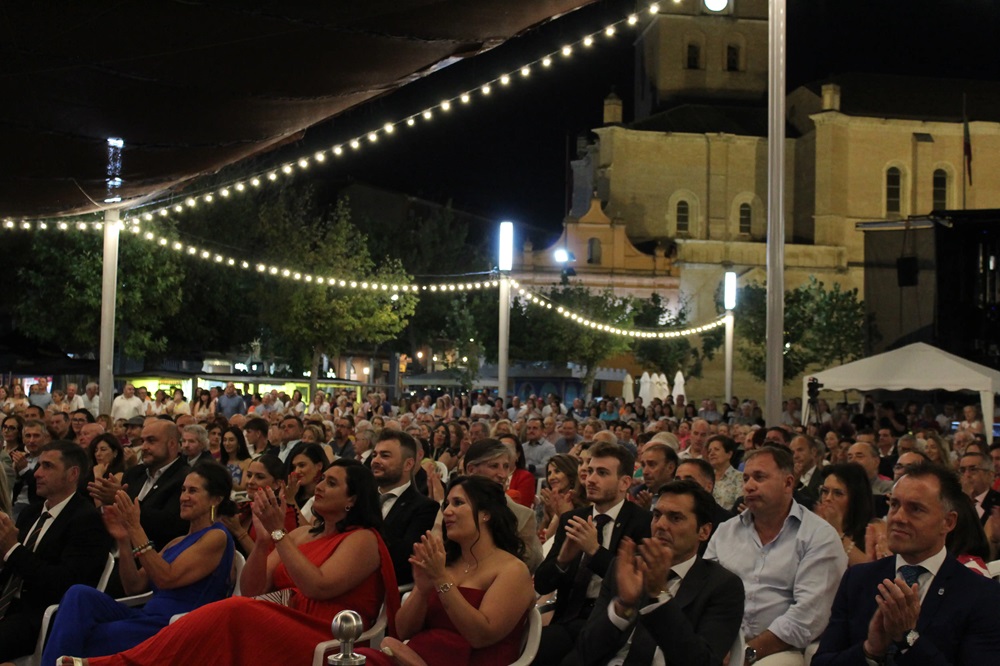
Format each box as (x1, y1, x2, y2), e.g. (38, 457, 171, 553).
(0, 379, 998, 665)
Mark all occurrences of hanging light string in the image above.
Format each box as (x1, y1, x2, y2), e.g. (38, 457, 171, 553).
(509, 279, 726, 339)
(99, 3, 664, 222)
(1, 213, 721, 338)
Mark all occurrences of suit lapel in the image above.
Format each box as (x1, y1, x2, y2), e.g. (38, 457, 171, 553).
(916, 556, 958, 632)
(670, 558, 707, 610)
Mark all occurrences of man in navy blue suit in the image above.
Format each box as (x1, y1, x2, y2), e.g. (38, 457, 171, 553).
(813, 462, 1000, 665)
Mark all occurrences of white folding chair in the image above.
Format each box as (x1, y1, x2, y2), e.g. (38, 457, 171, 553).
(21, 554, 136, 666)
(311, 602, 387, 666)
(508, 606, 542, 666)
(728, 630, 746, 666)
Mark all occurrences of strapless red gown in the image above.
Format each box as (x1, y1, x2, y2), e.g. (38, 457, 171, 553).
(359, 587, 527, 666)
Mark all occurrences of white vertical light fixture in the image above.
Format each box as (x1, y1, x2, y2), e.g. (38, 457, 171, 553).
(100, 137, 124, 414)
(724, 271, 737, 404)
(498, 221, 514, 400)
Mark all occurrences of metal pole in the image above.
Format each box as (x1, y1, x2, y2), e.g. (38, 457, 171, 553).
(765, 0, 787, 426)
(498, 276, 510, 400)
(724, 311, 734, 404)
(99, 209, 120, 415)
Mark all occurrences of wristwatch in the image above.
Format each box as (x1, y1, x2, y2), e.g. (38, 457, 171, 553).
(271, 529, 287, 543)
(745, 646, 758, 665)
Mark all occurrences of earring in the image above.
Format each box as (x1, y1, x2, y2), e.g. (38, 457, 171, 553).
(346, 505, 352, 512)
(210, 505, 216, 522)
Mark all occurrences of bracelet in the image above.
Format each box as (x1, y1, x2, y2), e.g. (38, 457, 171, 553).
(844, 540, 855, 556)
(131, 540, 155, 556)
(436, 581, 454, 594)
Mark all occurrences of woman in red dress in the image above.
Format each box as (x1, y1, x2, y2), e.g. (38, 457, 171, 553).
(61, 459, 399, 666)
(360, 475, 535, 666)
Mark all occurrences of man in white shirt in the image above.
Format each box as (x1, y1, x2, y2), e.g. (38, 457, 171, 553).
(575, 480, 744, 665)
(64, 383, 85, 412)
(110, 384, 144, 421)
(80, 382, 100, 418)
(814, 463, 1000, 665)
(469, 393, 493, 418)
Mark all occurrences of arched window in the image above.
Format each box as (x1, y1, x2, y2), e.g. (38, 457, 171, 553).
(739, 203, 752, 234)
(587, 238, 602, 264)
(932, 169, 948, 211)
(726, 45, 740, 72)
(676, 201, 690, 233)
(886, 167, 902, 215)
(686, 43, 701, 70)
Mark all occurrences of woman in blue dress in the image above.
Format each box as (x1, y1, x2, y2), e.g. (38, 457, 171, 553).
(41, 462, 235, 664)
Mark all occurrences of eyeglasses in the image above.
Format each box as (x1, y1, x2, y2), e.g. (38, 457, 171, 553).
(819, 487, 847, 498)
(957, 466, 989, 474)
(1, 425, 17, 431)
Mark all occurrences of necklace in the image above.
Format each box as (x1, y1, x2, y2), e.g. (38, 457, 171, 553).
(461, 548, 498, 574)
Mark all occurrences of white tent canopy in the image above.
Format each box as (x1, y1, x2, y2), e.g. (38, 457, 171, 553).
(802, 342, 1000, 443)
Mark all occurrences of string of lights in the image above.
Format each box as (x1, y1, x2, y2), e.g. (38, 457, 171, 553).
(99, 3, 667, 222)
(1, 216, 724, 338)
(510, 279, 727, 339)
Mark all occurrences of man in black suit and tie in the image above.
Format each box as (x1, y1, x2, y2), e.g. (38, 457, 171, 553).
(179, 424, 215, 466)
(10, 419, 47, 519)
(957, 452, 1000, 526)
(814, 462, 1000, 665)
(89, 419, 189, 585)
(0, 440, 111, 660)
(576, 480, 745, 666)
(534, 441, 652, 665)
(371, 430, 439, 586)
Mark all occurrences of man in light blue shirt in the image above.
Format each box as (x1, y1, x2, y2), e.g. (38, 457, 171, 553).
(215, 382, 246, 419)
(523, 417, 556, 478)
(705, 446, 847, 666)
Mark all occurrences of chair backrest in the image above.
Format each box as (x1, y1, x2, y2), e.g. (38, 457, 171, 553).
(728, 630, 746, 666)
(96, 552, 115, 592)
(231, 551, 247, 596)
(508, 607, 542, 666)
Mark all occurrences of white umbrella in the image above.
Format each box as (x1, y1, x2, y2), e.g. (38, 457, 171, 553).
(658, 372, 670, 400)
(622, 373, 635, 403)
(650, 373, 663, 400)
(638, 372, 653, 404)
(672, 371, 686, 401)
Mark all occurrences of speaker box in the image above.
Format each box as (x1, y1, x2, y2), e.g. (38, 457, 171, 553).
(897, 256, 918, 287)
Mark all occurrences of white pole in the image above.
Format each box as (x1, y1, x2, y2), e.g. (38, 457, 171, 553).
(497, 222, 514, 400)
(498, 276, 510, 400)
(99, 208, 120, 415)
(725, 311, 734, 404)
(765, 0, 787, 426)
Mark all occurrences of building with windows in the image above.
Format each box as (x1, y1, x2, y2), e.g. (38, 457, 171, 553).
(518, 0, 1000, 397)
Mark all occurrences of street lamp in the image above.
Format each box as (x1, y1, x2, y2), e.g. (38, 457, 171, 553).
(724, 271, 737, 404)
(498, 221, 513, 400)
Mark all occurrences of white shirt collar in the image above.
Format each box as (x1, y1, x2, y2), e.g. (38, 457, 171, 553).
(380, 480, 411, 498)
(593, 498, 626, 523)
(42, 491, 75, 518)
(670, 552, 698, 582)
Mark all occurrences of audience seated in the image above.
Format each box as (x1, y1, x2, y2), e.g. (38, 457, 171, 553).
(42, 462, 236, 663)
(0, 441, 112, 661)
(575, 480, 744, 665)
(359, 475, 535, 665)
(221, 454, 298, 556)
(60, 459, 399, 666)
(813, 463, 876, 566)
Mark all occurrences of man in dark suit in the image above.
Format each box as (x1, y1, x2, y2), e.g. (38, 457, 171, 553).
(179, 424, 215, 466)
(370, 429, 438, 586)
(791, 434, 824, 510)
(957, 452, 1000, 526)
(89, 419, 189, 559)
(10, 419, 48, 519)
(814, 463, 1000, 665)
(576, 480, 744, 666)
(534, 441, 652, 665)
(0, 441, 112, 660)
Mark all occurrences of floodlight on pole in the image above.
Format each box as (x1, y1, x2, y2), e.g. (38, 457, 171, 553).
(724, 271, 736, 406)
(499, 221, 513, 271)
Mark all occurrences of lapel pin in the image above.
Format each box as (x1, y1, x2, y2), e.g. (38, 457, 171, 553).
(937, 588, 944, 596)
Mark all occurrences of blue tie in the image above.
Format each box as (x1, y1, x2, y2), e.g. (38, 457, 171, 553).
(898, 564, 926, 587)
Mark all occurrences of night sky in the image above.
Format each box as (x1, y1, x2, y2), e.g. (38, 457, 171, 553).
(235, 0, 1000, 247)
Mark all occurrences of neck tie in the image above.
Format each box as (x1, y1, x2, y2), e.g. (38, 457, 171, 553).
(0, 511, 52, 618)
(379, 492, 395, 507)
(898, 564, 927, 587)
(574, 513, 614, 590)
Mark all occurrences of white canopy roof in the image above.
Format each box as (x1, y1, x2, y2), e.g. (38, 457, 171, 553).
(803, 342, 1000, 443)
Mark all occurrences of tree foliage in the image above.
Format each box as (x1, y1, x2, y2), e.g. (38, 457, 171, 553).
(14, 229, 183, 359)
(733, 277, 871, 384)
(508, 283, 635, 399)
(631, 293, 722, 379)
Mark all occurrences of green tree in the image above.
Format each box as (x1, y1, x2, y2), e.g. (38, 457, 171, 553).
(509, 283, 635, 399)
(14, 228, 184, 360)
(631, 293, 723, 379)
(732, 278, 871, 384)
(252, 190, 416, 396)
